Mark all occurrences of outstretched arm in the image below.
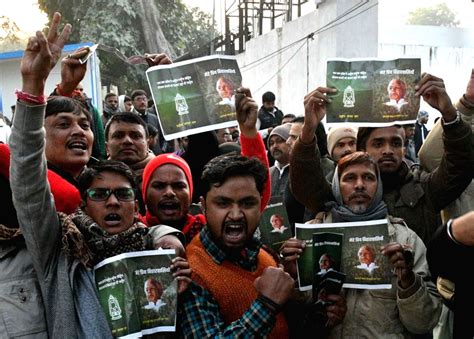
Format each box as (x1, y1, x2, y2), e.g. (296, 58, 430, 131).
(415, 73, 473, 211)
(290, 87, 335, 213)
(10, 12, 71, 276)
(236, 87, 271, 210)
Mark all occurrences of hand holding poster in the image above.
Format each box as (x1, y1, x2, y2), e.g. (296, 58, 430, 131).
(296, 219, 391, 291)
(326, 58, 421, 126)
(146, 55, 242, 140)
(94, 249, 177, 338)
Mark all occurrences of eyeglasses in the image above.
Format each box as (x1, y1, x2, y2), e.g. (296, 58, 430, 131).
(86, 187, 135, 201)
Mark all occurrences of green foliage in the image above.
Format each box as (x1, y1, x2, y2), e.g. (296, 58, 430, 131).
(406, 3, 460, 27)
(38, 0, 216, 92)
(155, 0, 215, 56)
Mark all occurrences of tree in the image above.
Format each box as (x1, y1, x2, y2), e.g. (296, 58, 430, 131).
(0, 16, 28, 52)
(38, 0, 216, 92)
(407, 3, 460, 27)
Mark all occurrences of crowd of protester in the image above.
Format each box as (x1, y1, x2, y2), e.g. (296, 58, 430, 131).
(1, 12, 473, 339)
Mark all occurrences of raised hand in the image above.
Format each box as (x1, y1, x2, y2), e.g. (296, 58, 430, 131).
(58, 47, 89, 95)
(415, 73, 457, 122)
(20, 12, 71, 96)
(381, 242, 415, 289)
(171, 257, 192, 294)
(144, 53, 173, 67)
(235, 87, 258, 138)
(300, 87, 336, 144)
(279, 238, 306, 278)
(325, 294, 347, 328)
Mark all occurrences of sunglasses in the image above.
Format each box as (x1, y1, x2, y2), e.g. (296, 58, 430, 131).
(86, 187, 135, 201)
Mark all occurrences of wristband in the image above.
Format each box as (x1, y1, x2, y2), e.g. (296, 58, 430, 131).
(442, 111, 461, 126)
(257, 295, 282, 314)
(15, 89, 46, 105)
(446, 219, 462, 246)
(55, 84, 73, 97)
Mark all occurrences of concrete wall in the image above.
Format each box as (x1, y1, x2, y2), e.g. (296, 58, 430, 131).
(236, 0, 378, 115)
(236, 2, 474, 129)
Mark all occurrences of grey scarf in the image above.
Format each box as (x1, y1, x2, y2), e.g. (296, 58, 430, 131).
(326, 166, 388, 222)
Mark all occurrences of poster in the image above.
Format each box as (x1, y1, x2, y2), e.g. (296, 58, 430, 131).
(296, 219, 391, 291)
(326, 58, 421, 126)
(257, 197, 292, 253)
(146, 55, 242, 140)
(94, 249, 177, 338)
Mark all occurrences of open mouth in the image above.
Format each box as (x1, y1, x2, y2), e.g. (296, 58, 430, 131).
(67, 140, 87, 151)
(104, 213, 122, 226)
(158, 201, 180, 216)
(223, 222, 246, 245)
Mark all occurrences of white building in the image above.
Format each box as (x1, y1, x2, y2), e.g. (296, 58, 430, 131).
(0, 42, 102, 120)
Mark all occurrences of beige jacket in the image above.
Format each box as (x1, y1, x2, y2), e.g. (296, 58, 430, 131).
(308, 214, 442, 338)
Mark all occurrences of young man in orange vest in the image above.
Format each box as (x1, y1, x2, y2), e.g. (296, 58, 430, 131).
(181, 152, 294, 337)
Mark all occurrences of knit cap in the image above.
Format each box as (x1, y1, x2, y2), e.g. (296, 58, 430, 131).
(267, 123, 291, 148)
(327, 126, 357, 157)
(418, 110, 429, 118)
(142, 153, 193, 202)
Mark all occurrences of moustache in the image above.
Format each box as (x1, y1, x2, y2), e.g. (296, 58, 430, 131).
(379, 156, 396, 163)
(347, 191, 371, 201)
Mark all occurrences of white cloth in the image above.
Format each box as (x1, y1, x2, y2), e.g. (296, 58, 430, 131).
(0, 119, 11, 144)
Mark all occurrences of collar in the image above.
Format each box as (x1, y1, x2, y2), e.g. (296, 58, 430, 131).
(133, 108, 147, 117)
(274, 160, 289, 174)
(200, 226, 262, 271)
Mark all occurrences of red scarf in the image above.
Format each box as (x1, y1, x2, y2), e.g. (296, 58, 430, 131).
(144, 211, 206, 244)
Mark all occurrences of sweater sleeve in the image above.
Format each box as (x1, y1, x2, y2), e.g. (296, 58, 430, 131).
(396, 226, 442, 334)
(240, 133, 271, 210)
(9, 101, 62, 279)
(420, 118, 473, 212)
(289, 137, 333, 213)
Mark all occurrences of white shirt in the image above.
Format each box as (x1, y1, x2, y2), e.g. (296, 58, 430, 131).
(273, 161, 289, 179)
(384, 98, 408, 111)
(356, 262, 379, 274)
(144, 299, 166, 311)
(271, 225, 288, 234)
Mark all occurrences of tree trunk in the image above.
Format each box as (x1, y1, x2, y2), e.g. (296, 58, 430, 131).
(135, 0, 176, 58)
